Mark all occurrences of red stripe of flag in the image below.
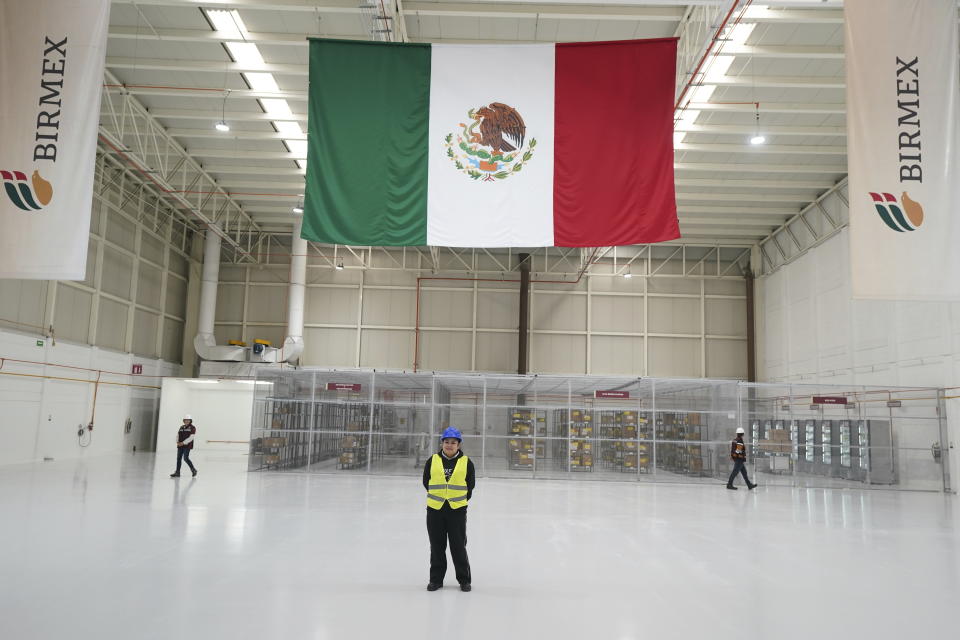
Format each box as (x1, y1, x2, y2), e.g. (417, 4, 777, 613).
(553, 38, 679, 247)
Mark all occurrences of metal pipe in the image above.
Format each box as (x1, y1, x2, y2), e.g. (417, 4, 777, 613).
(745, 270, 756, 382)
(197, 226, 221, 340)
(518, 252, 531, 375)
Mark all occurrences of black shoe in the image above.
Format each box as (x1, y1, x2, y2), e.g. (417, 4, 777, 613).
(191, 469, 198, 477)
(726, 484, 737, 490)
(748, 482, 757, 490)
(460, 584, 471, 592)
(170, 473, 180, 478)
(427, 583, 442, 591)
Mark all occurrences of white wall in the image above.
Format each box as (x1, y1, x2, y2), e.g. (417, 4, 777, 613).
(213, 248, 749, 379)
(0, 327, 180, 466)
(756, 228, 960, 489)
(156, 379, 254, 453)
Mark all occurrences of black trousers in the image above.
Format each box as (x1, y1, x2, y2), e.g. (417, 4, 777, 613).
(426, 506, 471, 585)
(728, 459, 751, 486)
(175, 446, 196, 474)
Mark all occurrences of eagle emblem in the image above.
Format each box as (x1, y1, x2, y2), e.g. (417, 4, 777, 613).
(444, 102, 536, 181)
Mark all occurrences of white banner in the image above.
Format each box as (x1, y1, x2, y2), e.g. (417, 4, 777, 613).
(846, 0, 960, 300)
(0, 0, 110, 280)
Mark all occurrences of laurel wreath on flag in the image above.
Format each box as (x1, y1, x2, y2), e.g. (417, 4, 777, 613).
(444, 112, 536, 181)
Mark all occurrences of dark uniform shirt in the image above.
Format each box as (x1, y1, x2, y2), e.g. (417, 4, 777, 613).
(422, 449, 476, 508)
(178, 424, 197, 450)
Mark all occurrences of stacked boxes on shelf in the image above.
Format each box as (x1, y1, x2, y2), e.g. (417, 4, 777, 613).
(553, 409, 594, 471)
(599, 411, 621, 468)
(598, 410, 652, 473)
(622, 410, 653, 473)
(251, 399, 314, 470)
(338, 405, 372, 469)
(758, 428, 792, 454)
(655, 412, 707, 476)
(507, 408, 547, 470)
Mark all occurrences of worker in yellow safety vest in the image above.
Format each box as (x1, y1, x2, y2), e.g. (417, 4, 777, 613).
(422, 426, 476, 592)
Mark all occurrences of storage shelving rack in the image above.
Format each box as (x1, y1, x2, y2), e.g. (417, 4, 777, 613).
(655, 412, 708, 476)
(553, 408, 594, 472)
(506, 407, 547, 470)
(250, 398, 317, 470)
(597, 410, 651, 473)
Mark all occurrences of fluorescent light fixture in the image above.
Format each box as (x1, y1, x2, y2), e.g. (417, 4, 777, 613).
(703, 55, 735, 83)
(274, 120, 304, 137)
(215, 120, 230, 132)
(260, 99, 293, 117)
(750, 135, 766, 145)
(285, 140, 308, 158)
(689, 84, 717, 103)
(237, 380, 274, 385)
(226, 42, 265, 68)
(188, 379, 219, 384)
(673, 130, 687, 147)
(623, 270, 633, 279)
(292, 198, 304, 214)
(206, 9, 244, 38)
(244, 72, 279, 92)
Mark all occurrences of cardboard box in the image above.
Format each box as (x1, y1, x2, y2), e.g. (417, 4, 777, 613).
(341, 436, 358, 448)
(759, 440, 792, 454)
(769, 429, 791, 442)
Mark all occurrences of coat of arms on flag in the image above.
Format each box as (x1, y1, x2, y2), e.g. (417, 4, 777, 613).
(445, 103, 536, 182)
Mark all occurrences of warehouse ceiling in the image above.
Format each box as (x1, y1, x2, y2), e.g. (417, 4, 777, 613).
(103, 0, 851, 252)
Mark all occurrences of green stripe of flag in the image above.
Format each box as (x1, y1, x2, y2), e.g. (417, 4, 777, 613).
(302, 39, 431, 246)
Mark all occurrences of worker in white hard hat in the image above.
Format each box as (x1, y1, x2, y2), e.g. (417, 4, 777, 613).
(727, 426, 757, 490)
(170, 414, 198, 478)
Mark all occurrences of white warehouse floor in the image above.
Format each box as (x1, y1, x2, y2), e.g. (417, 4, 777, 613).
(1, 453, 957, 640)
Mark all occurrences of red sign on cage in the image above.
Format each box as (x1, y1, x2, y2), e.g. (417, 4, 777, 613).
(131, 364, 143, 375)
(327, 382, 362, 392)
(595, 390, 630, 399)
(812, 396, 847, 405)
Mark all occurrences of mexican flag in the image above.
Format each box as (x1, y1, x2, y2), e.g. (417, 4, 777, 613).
(302, 38, 679, 248)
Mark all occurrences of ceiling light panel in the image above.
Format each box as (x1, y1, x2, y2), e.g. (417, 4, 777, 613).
(260, 99, 294, 117)
(244, 72, 279, 92)
(274, 121, 304, 137)
(226, 42, 265, 68)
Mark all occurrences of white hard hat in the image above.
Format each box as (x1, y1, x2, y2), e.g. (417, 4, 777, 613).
(736, 427, 745, 434)
(183, 414, 192, 420)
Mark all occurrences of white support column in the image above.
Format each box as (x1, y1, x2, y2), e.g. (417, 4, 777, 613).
(197, 226, 221, 341)
(276, 216, 307, 363)
(193, 224, 245, 362)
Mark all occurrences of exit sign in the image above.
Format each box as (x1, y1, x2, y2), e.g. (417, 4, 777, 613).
(36, 340, 44, 347)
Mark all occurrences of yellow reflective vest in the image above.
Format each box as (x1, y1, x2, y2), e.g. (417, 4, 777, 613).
(426, 453, 469, 510)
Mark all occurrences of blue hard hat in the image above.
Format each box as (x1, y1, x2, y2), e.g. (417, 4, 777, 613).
(440, 427, 462, 441)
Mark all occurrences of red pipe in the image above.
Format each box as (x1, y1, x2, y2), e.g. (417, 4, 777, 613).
(413, 248, 599, 372)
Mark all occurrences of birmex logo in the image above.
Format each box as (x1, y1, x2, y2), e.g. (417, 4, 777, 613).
(3, 35, 66, 214)
(868, 55, 925, 233)
(868, 191, 923, 232)
(1, 170, 53, 210)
